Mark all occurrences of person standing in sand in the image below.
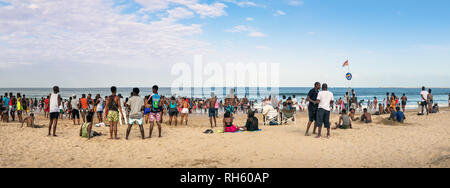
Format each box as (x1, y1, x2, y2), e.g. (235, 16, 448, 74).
(44, 95, 49, 118)
(305, 82, 320, 136)
(126, 88, 145, 140)
(80, 94, 89, 123)
(206, 93, 217, 128)
(71, 94, 80, 125)
(48, 86, 61, 137)
(373, 97, 378, 111)
(427, 89, 433, 114)
(94, 94, 104, 123)
(16, 93, 24, 123)
(104, 86, 124, 140)
(420, 87, 429, 115)
(315, 83, 334, 139)
(401, 94, 407, 112)
(168, 96, 178, 126)
(147, 85, 162, 138)
(180, 97, 190, 125)
(9, 93, 16, 122)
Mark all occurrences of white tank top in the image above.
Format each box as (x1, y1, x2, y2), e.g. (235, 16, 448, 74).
(49, 93, 60, 113)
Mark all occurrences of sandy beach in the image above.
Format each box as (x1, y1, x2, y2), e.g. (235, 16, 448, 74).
(0, 108, 449, 168)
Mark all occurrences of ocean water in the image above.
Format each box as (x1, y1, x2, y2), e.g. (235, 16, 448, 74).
(1, 87, 449, 109)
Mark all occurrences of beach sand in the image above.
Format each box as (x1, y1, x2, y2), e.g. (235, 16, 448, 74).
(1, 108, 449, 168)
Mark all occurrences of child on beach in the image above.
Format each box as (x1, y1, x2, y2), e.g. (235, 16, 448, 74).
(126, 88, 145, 140)
(79, 112, 102, 140)
(104, 86, 124, 140)
(147, 85, 162, 138)
(21, 113, 35, 128)
(360, 108, 372, 123)
(349, 108, 359, 121)
(48, 86, 61, 137)
(223, 112, 237, 133)
(333, 109, 352, 129)
(144, 95, 151, 124)
(388, 107, 396, 121)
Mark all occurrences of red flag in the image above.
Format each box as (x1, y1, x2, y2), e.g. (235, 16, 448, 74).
(342, 60, 349, 67)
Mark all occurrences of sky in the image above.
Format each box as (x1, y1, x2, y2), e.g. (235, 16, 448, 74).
(0, 0, 449, 88)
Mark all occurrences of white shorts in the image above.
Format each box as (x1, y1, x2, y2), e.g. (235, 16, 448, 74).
(181, 108, 189, 114)
(128, 118, 143, 126)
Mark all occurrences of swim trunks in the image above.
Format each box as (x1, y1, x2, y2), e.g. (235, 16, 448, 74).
(107, 111, 119, 122)
(128, 118, 143, 126)
(149, 112, 161, 122)
(208, 108, 216, 117)
(181, 108, 189, 114)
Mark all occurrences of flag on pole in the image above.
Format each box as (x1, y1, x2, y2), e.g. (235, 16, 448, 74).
(342, 60, 349, 67)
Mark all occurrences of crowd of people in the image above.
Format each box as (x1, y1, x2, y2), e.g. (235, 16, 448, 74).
(0, 84, 446, 140)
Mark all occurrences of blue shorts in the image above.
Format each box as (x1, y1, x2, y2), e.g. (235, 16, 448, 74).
(144, 108, 150, 115)
(208, 108, 216, 117)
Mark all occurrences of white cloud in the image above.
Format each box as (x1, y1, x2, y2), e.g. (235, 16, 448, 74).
(225, 25, 266, 37)
(246, 17, 254, 21)
(307, 32, 316, 35)
(248, 31, 266, 37)
(222, 0, 264, 8)
(289, 0, 304, 6)
(167, 7, 194, 21)
(186, 2, 227, 18)
(0, 0, 211, 70)
(273, 10, 286, 16)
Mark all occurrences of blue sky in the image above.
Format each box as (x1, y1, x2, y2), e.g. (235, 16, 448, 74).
(0, 0, 449, 88)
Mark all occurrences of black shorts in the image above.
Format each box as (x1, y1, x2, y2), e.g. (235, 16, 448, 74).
(50, 112, 59, 120)
(72, 109, 80, 119)
(168, 108, 178, 117)
(401, 101, 407, 106)
(421, 101, 427, 106)
(308, 107, 317, 122)
(315, 108, 331, 128)
(208, 108, 216, 117)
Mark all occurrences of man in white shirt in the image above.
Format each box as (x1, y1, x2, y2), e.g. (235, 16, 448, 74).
(315, 83, 334, 138)
(292, 95, 298, 111)
(420, 86, 429, 115)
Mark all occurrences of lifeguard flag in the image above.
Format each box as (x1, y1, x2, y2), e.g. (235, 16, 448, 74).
(342, 60, 349, 67)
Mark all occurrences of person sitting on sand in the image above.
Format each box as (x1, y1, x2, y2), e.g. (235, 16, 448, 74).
(432, 104, 439, 114)
(394, 107, 406, 123)
(333, 109, 352, 129)
(80, 112, 102, 140)
(388, 107, 396, 121)
(243, 110, 259, 131)
(223, 112, 238, 133)
(360, 108, 372, 123)
(349, 108, 359, 121)
(375, 103, 385, 115)
(21, 113, 35, 128)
